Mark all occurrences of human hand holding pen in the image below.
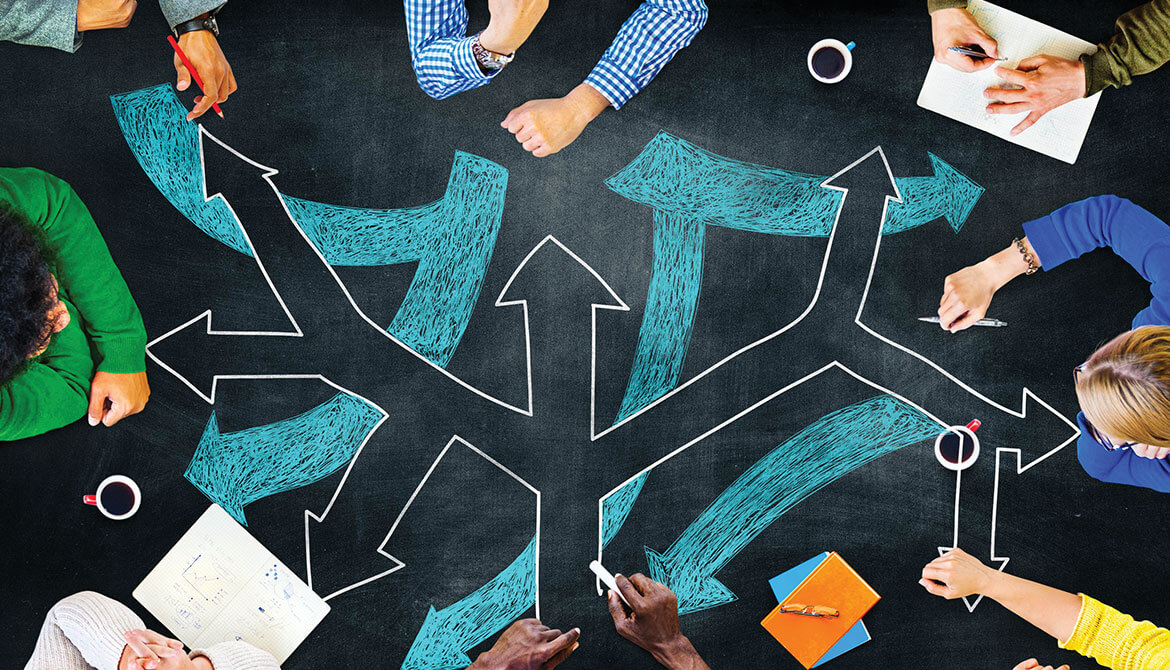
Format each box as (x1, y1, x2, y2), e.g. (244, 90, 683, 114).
(931, 8, 999, 72)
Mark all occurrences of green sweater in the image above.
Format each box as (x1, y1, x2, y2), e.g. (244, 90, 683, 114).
(927, 0, 1170, 95)
(0, 168, 146, 441)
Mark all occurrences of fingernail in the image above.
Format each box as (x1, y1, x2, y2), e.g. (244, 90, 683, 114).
(573, 627, 581, 634)
(88, 415, 99, 426)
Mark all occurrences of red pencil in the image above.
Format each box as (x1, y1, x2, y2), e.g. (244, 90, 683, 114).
(167, 35, 224, 119)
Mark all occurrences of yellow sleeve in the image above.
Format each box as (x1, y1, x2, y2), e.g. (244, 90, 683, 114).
(1060, 594, 1170, 670)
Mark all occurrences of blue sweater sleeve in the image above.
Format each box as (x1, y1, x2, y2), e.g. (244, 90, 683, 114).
(1021, 195, 1170, 329)
(1076, 414, 1170, 493)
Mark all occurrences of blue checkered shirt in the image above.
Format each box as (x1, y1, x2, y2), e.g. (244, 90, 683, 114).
(404, 0, 708, 108)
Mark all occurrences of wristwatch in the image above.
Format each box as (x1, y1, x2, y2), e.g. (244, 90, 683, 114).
(174, 11, 220, 38)
(472, 33, 514, 73)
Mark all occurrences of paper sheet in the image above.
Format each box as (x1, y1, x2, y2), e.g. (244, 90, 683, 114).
(917, 0, 1102, 164)
(133, 505, 330, 663)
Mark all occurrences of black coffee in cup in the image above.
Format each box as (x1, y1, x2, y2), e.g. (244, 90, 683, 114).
(101, 482, 136, 516)
(811, 46, 847, 79)
(937, 432, 973, 465)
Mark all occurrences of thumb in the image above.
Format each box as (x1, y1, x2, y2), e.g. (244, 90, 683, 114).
(87, 389, 106, 426)
(606, 590, 626, 623)
(174, 57, 191, 91)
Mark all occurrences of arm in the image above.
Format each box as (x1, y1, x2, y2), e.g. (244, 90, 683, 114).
(467, 619, 580, 669)
(0, 0, 83, 52)
(919, 549, 1082, 643)
(501, 0, 707, 157)
(1076, 415, 1170, 492)
(404, 0, 502, 100)
(159, 2, 235, 120)
(1060, 594, 1170, 668)
(928, 3, 1001, 73)
(1084, 0, 1170, 95)
(25, 592, 145, 669)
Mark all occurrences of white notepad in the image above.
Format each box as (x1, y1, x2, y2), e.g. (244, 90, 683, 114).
(917, 0, 1102, 164)
(134, 505, 330, 664)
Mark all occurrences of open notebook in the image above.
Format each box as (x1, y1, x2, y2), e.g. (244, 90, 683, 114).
(134, 505, 330, 664)
(917, 0, 1102, 164)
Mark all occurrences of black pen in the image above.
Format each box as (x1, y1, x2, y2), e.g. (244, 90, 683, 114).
(947, 45, 1007, 61)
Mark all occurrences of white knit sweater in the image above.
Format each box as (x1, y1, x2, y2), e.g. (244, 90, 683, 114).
(24, 592, 280, 670)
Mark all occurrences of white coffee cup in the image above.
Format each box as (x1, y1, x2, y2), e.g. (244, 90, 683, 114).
(807, 39, 856, 84)
(934, 423, 981, 472)
(82, 475, 141, 520)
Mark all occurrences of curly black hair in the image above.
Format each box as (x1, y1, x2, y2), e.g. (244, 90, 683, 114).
(0, 205, 56, 385)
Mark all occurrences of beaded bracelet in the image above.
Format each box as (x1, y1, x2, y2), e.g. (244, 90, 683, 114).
(1014, 237, 1038, 275)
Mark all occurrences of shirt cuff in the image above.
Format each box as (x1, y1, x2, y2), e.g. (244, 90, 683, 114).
(1021, 215, 1074, 270)
(95, 337, 147, 374)
(1058, 593, 1094, 651)
(1081, 51, 1115, 96)
(927, 0, 968, 13)
(584, 59, 639, 110)
(50, 0, 84, 52)
(192, 642, 281, 670)
(162, 1, 227, 30)
(453, 36, 501, 85)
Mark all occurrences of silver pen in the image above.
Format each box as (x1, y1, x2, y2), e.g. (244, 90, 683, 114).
(919, 316, 1007, 327)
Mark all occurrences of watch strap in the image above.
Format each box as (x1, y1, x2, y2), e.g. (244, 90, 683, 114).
(472, 33, 514, 72)
(174, 13, 219, 37)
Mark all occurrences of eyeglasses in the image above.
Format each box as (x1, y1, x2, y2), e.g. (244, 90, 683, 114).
(779, 603, 839, 618)
(1074, 364, 1135, 452)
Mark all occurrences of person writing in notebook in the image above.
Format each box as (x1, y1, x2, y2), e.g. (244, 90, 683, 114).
(0, 0, 236, 120)
(935, 196, 1170, 493)
(404, 0, 708, 157)
(0, 168, 149, 440)
(928, 0, 1170, 134)
(920, 548, 1170, 670)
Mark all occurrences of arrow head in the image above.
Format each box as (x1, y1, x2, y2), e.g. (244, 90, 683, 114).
(197, 125, 277, 204)
(303, 508, 405, 601)
(401, 605, 474, 670)
(645, 546, 738, 615)
(495, 236, 628, 312)
(146, 311, 218, 403)
(936, 546, 1009, 612)
(1013, 389, 1082, 473)
(926, 152, 984, 232)
(820, 147, 901, 201)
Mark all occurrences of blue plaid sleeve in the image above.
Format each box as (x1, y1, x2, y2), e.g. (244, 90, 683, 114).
(404, 0, 499, 100)
(584, 0, 708, 109)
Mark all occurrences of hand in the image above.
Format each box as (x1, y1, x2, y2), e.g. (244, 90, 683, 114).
(501, 84, 609, 157)
(119, 630, 184, 670)
(479, 0, 548, 54)
(1014, 659, 1070, 670)
(1131, 443, 1170, 460)
(919, 548, 998, 600)
(76, 0, 137, 31)
(468, 618, 580, 670)
(608, 574, 708, 669)
(938, 262, 999, 332)
(930, 8, 999, 73)
(175, 29, 237, 120)
(88, 370, 150, 427)
(986, 56, 1086, 135)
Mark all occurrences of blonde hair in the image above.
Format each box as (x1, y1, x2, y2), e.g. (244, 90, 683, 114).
(1075, 326, 1170, 447)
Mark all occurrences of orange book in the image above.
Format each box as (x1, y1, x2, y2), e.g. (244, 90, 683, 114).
(760, 552, 880, 668)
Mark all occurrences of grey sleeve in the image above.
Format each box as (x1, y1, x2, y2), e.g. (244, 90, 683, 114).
(192, 641, 282, 670)
(24, 592, 144, 670)
(158, 0, 227, 30)
(0, 0, 83, 52)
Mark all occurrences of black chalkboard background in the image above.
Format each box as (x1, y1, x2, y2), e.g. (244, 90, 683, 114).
(2, 1, 1169, 668)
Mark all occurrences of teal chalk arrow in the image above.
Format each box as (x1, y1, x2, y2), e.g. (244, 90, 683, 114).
(607, 133, 984, 422)
(111, 84, 506, 367)
(185, 391, 387, 526)
(402, 536, 537, 670)
(645, 394, 944, 615)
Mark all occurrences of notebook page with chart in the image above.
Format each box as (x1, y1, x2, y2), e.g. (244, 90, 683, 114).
(133, 505, 330, 663)
(917, 0, 1102, 164)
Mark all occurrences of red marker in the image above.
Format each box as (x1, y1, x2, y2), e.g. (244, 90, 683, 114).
(167, 35, 224, 119)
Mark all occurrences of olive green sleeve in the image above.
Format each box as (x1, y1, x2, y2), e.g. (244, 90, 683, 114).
(927, 0, 968, 13)
(1083, 0, 1170, 95)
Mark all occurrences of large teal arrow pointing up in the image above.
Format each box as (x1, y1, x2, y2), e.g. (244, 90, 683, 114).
(402, 536, 537, 670)
(645, 394, 944, 615)
(606, 133, 984, 422)
(185, 390, 386, 526)
(110, 84, 506, 367)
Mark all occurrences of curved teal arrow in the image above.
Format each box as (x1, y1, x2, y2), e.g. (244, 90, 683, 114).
(110, 84, 506, 367)
(185, 391, 386, 526)
(645, 394, 944, 615)
(607, 133, 984, 421)
(402, 536, 537, 670)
